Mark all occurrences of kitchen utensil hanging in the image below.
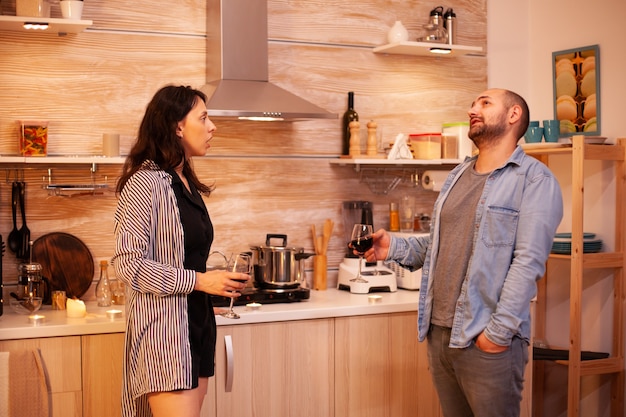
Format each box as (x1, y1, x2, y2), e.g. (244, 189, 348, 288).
(43, 167, 110, 197)
(359, 167, 420, 195)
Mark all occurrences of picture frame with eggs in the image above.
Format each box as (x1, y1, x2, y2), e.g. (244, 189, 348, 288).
(552, 44, 600, 136)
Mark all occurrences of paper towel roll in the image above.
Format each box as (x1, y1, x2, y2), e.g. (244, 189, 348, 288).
(421, 170, 451, 192)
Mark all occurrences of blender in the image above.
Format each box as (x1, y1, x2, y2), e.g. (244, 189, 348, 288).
(337, 201, 396, 294)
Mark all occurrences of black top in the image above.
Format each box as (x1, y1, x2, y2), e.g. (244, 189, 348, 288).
(168, 169, 216, 382)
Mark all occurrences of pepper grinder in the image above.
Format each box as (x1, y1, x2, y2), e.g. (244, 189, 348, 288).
(366, 120, 378, 156)
(349, 120, 361, 157)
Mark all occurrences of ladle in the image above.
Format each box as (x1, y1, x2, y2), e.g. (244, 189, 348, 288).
(7, 182, 20, 254)
(18, 181, 30, 260)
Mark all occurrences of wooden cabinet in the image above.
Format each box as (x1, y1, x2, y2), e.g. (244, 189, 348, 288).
(0, 336, 83, 417)
(531, 136, 626, 417)
(209, 319, 335, 417)
(335, 312, 442, 417)
(81, 333, 125, 417)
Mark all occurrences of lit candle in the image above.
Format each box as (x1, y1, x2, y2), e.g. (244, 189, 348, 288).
(368, 295, 382, 304)
(66, 298, 87, 318)
(106, 309, 123, 320)
(246, 302, 262, 311)
(28, 314, 46, 326)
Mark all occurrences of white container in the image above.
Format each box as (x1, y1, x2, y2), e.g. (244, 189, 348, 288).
(60, 0, 83, 19)
(387, 21, 409, 44)
(442, 122, 476, 159)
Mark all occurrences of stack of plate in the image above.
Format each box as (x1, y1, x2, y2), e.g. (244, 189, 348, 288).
(551, 232, 603, 254)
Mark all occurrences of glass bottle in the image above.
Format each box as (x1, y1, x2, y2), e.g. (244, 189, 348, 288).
(342, 92, 359, 155)
(96, 260, 112, 307)
(389, 202, 400, 232)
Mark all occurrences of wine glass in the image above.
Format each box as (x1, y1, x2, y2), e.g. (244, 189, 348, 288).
(349, 224, 374, 283)
(221, 253, 251, 319)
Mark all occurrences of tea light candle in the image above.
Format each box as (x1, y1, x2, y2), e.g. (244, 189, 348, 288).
(66, 298, 87, 318)
(106, 309, 123, 320)
(28, 314, 45, 326)
(246, 302, 261, 311)
(368, 295, 382, 304)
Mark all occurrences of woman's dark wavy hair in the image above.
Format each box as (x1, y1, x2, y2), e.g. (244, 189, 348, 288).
(116, 85, 215, 195)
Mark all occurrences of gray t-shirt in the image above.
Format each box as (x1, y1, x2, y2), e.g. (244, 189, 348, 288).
(431, 162, 489, 328)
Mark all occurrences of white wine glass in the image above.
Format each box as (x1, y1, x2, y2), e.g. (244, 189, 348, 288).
(221, 253, 251, 319)
(349, 224, 374, 283)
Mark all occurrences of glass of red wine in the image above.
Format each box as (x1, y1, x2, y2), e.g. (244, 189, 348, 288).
(221, 253, 251, 319)
(349, 223, 374, 283)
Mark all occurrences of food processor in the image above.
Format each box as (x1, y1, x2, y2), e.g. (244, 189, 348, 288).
(337, 201, 396, 294)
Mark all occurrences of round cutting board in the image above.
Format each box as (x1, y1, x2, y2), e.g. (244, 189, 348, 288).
(31, 232, 94, 299)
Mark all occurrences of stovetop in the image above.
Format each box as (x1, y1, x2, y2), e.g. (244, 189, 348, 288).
(211, 286, 310, 307)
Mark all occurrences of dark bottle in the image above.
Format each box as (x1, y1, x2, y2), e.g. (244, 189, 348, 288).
(342, 92, 358, 155)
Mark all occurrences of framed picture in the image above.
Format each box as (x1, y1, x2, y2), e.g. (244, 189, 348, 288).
(552, 44, 600, 136)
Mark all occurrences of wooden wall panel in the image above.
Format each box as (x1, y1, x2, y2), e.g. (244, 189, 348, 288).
(0, 0, 486, 297)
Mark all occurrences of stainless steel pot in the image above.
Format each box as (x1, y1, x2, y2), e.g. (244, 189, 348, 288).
(250, 234, 314, 289)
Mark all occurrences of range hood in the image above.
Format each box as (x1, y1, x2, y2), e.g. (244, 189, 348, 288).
(203, 0, 337, 121)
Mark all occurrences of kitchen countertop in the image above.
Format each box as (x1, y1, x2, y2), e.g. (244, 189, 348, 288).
(0, 289, 420, 340)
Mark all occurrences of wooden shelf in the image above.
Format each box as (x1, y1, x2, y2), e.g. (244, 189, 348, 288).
(372, 41, 483, 57)
(0, 15, 92, 34)
(0, 155, 124, 165)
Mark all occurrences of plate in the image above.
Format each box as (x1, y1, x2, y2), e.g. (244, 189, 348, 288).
(521, 143, 571, 151)
(565, 136, 607, 144)
(31, 232, 94, 299)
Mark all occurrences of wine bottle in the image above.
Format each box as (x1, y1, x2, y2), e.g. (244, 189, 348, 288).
(342, 92, 358, 155)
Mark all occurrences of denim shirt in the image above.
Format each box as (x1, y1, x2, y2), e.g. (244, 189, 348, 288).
(388, 146, 563, 348)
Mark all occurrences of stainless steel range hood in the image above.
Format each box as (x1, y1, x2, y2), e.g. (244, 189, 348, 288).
(203, 0, 337, 121)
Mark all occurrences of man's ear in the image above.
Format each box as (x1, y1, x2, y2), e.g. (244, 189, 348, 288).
(509, 104, 522, 126)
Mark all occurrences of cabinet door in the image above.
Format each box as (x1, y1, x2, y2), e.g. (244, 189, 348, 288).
(0, 336, 83, 417)
(335, 312, 442, 417)
(213, 319, 334, 417)
(81, 333, 125, 417)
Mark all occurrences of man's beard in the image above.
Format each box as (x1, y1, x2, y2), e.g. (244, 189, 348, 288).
(468, 114, 507, 148)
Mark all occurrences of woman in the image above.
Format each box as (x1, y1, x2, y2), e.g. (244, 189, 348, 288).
(113, 85, 249, 417)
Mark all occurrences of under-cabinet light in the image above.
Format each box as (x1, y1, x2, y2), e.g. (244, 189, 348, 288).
(430, 47, 452, 54)
(238, 116, 285, 122)
(23, 22, 49, 30)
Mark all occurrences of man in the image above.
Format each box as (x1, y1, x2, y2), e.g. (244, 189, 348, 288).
(363, 89, 563, 417)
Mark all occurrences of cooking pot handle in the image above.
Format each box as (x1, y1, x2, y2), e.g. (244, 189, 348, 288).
(41, 276, 51, 305)
(265, 234, 287, 246)
(295, 252, 315, 260)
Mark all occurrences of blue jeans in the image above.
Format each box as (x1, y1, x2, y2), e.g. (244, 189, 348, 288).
(427, 325, 528, 417)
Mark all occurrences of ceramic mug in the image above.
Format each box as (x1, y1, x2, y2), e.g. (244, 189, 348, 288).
(60, 0, 83, 19)
(524, 126, 543, 143)
(543, 119, 560, 143)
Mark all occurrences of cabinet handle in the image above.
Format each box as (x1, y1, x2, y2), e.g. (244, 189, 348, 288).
(224, 334, 234, 392)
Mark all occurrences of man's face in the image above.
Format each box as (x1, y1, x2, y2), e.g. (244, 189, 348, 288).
(467, 90, 508, 147)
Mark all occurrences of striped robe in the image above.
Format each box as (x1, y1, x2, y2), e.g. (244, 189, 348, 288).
(113, 160, 197, 417)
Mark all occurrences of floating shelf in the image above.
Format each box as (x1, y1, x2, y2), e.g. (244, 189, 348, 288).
(373, 41, 483, 57)
(330, 157, 462, 171)
(0, 15, 92, 34)
(0, 155, 124, 164)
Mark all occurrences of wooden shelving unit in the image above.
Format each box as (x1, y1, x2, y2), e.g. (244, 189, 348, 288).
(529, 135, 625, 417)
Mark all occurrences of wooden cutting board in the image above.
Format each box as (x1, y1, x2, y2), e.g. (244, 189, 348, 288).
(31, 232, 94, 299)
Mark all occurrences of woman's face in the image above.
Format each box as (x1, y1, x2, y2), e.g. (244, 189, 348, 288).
(177, 97, 216, 158)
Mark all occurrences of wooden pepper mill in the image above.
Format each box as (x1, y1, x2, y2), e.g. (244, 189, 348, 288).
(366, 120, 378, 156)
(349, 120, 361, 157)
